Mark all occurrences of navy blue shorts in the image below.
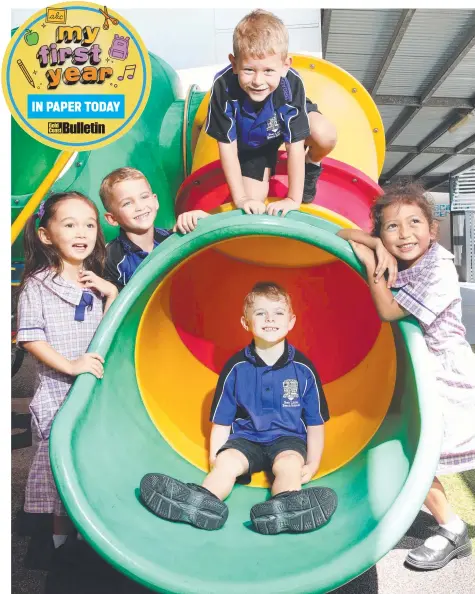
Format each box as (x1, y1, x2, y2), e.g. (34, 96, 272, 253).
(216, 436, 307, 485)
(237, 99, 319, 181)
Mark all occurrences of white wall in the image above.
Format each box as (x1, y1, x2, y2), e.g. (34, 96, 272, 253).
(12, 9, 322, 95)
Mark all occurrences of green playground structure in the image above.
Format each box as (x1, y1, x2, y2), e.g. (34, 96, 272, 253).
(10, 45, 443, 593)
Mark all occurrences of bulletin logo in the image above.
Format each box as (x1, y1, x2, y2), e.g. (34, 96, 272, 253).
(2, 2, 151, 151)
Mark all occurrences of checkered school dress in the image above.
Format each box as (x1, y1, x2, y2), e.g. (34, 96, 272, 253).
(393, 243, 475, 475)
(17, 269, 103, 515)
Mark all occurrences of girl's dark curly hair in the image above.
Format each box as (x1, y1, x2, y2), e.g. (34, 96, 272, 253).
(371, 180, 435, 237)
(20, 192, 106, 293)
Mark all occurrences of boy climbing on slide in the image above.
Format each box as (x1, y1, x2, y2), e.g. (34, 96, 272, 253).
(205, 10, 337, 216)
(140, 282, 338, 534)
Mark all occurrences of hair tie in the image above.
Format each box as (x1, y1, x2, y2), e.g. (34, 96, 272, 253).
(36, 200, 46, 220)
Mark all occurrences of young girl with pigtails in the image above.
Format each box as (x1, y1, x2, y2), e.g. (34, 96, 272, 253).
(17, 191, 117, 563)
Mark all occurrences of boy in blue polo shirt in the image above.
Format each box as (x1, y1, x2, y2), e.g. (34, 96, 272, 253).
(205, 10, 337, 216)
(99, 167, 209, 289)
(141, 282, 338, 534)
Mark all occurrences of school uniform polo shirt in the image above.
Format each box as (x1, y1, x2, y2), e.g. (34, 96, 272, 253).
(205, 65, 313, 151)
(104, 227, 172, 290)
(210, 341, 329, 444)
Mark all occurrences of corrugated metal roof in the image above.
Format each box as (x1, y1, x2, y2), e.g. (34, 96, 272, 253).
(396, 153, 443, 176)
(326, 10, 403, 88)
(323, 8, 475, 190)
(432, 44, 475, 99)
(393, 107, 453, 145)
(431, 116, 475, 148)
(381, 152, 407, 173)
(376, 10, 475, 96)
(377, 106, 405, 130)
(433, 154, 475, 175)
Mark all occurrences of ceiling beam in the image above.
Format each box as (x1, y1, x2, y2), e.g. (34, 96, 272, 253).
(375, 95, 474, 109)
(321, 9, 332, 59)
(388, 143, 475, 156)
(381, 176, 449, 191)
(413, 154, 454, 180)
(371, 10, 416, 95)
(383, 157, 475, 191)
(422, 176, 448, 191)
(406, 134, 475, 179)
(447, 156, 475, 178)
(384, 111, 469, 178)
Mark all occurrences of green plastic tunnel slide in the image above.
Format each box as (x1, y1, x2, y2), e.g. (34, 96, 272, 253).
(50, 211, 442, 593)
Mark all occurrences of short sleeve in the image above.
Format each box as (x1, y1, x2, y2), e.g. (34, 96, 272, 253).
(103, 253, 123, 291)
(209, 358, 241, 425)
(302, 362, 329, 425)
(394, 260, 460, 326)
(205, 69, 237, 144)
(17, 280, 46, 343)
(281, 70, 310, 144)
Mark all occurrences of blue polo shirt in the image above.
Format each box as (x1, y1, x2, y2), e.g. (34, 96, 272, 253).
(104, 227, 172, 290)
(205, 65, 314, 152)
(210, 341, 329, 444)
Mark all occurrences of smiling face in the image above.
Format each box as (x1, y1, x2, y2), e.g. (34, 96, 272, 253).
(241, 294, 296, 347)
(38, 198, 98, 265)
(379, 202, 437, 268)
(104, 178, 158, 233)
(230, 52, 291, 103)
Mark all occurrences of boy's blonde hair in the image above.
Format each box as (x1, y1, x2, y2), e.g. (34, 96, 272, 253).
(243, 281, 292, 318)
(99, 167, 152, 210)
(233, 10, 288, 61)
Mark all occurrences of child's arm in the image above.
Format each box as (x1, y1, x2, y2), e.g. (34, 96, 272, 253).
(219, 142, 265, 214)
(337, 228, 398, 287)
(209, 423, 231, 467)
(79, 271, 118, 313)
(174, 210, 209, 234)
(22, 341, 104, 378)
(301, 425, 324, 484)
(267, 140, 305, 216)
(349, 241, 408, 322)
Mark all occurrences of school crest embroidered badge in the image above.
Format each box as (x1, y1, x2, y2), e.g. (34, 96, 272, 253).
(282, 379, 300, 407)
(266, 113, 280, 139)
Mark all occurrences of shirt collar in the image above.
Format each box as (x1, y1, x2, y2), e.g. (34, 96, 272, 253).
(393, 242, 454, 288)
(119, 228, 161, 254)
(245, 339, 295, 369)
(35, 269, 88, 306)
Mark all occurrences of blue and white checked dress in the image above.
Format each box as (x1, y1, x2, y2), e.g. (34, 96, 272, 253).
(17, 269, 103, 515)
(393, 243, 475, 475)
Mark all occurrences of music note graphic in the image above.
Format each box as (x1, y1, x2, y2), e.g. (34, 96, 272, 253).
(117, 64, 136, 81)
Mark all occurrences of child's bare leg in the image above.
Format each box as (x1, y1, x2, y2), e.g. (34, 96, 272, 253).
(203, 449, 249, 500)
(306, 112, 337, 163)
(406, 476, 469, 566)
(242, 170, 270, 203)
(424, 477, 453, 524)
(271, 450, 305, 496)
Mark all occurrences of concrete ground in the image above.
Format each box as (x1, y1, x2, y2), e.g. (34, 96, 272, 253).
(12, 352, 475, 594)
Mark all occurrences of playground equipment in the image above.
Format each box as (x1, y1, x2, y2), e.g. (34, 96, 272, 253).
(11, 51, 442, 593)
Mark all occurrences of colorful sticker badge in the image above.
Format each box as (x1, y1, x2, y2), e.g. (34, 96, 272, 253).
(2, 2, 151, 151)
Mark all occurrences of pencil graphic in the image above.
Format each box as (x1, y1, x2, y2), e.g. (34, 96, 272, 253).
(17, 59, 35, 88)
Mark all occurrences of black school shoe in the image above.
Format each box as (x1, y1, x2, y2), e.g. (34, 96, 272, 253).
(140, 473, 228, 531)
(302, 162, 323, 204)
(405, 524, 472, 570)
(250, 487, 337, 535)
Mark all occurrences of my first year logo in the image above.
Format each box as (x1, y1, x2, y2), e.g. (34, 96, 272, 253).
(2, 2, 151, 151)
